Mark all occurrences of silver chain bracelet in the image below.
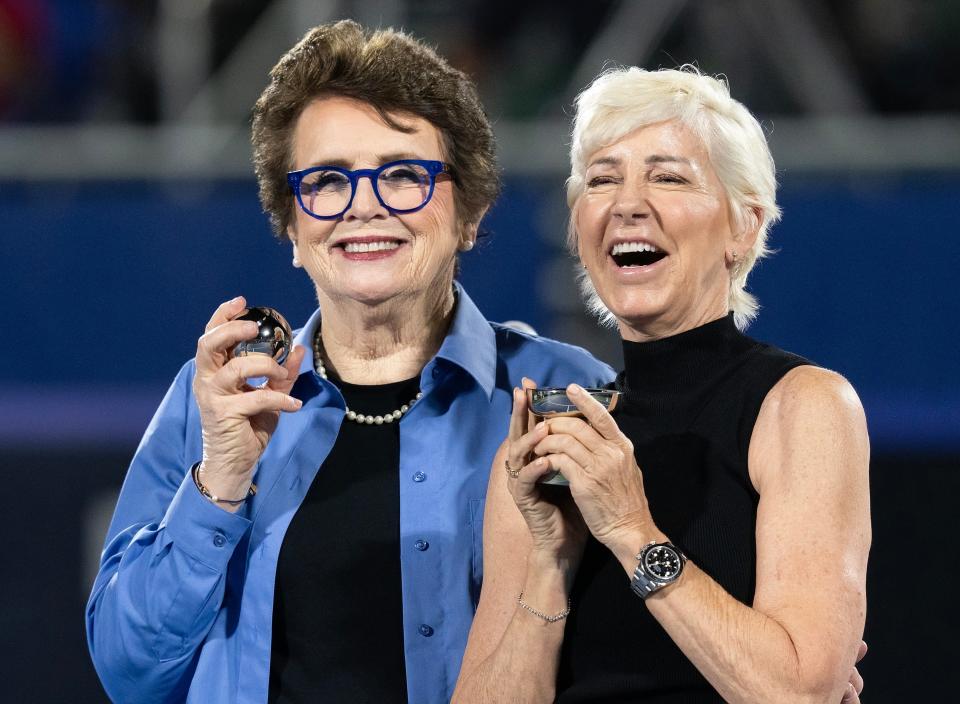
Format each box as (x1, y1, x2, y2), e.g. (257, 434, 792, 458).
(517, 592, 572, 623)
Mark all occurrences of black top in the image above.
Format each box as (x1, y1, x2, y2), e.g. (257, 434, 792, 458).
(556, 314, 810, 703)
(268, 372, 421, 704)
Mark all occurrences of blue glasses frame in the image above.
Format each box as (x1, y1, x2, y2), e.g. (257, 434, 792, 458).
(287, 159, 451, 220)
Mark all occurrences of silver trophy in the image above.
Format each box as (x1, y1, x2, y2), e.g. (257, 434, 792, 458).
(526, 387, 621, 485)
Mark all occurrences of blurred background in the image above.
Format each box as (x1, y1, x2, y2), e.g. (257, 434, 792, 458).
(2, 0, 957, 700)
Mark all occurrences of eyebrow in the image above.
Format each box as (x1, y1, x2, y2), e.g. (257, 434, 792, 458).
(586, 154, 692, 169)
(587, 156, 622, 169)
(645, 154, 691, 166)
(304, 152, 423, 170)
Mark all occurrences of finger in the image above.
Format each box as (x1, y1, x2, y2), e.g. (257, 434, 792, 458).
(533, 432, 593, 469)
(542, 416, 604, 450)
(566, 384, 625, 444)
(510, 455, 562, 490)
(856, 640, 868, 663)
(230, 386, 303, 416)
(196, 319, 260, 373)
(520, 377, 539, 432)
(537, 452, 583, 486)
(204, 296, 247, 334)
(267, 344, 306, 394)
(211, 355, 292, 393)
(509, 421, 549, 471)
(508, 387, 529, 443)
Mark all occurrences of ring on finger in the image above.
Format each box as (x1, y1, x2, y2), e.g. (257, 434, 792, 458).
(504, 459, 522, 479)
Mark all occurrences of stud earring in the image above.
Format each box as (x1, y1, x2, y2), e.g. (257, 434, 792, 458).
(293, 256, 302, 268)
(460, 239, 475, 252)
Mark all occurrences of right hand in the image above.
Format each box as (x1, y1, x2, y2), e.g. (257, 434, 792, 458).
(505, 379, 588, 566)
(192, 296, 305, 504)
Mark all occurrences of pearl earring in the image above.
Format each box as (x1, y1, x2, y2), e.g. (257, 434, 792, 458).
(460, 239, 475, 252)
(293, 256, 302, 268)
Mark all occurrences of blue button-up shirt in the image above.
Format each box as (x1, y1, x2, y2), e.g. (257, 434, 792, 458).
(86, 284, 613, 703)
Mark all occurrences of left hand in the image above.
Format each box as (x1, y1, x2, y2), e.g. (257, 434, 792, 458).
(532, 383, 661, 563)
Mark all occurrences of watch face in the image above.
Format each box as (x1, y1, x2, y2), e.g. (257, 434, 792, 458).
(643, 545, 682, 580)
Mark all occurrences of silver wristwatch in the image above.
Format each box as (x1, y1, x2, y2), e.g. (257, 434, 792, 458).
(630, 541, 686, 599)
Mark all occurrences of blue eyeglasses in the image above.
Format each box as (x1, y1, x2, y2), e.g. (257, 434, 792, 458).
(287, 159, 451, 220)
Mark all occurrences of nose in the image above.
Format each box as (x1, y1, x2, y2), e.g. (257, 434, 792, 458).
(611, 180, 650, 223)
(344, 174, 389, 221)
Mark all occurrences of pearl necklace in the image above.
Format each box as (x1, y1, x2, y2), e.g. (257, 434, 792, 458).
(313, 330, 422, 425)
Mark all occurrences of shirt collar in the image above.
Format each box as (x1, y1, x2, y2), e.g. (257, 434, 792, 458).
(292, 309, 323, 378)
(435, 281, 497, 399)
(291, 281, 497, 399)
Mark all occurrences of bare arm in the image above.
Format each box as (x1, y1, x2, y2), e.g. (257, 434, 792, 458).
(453, 385, 585, 704)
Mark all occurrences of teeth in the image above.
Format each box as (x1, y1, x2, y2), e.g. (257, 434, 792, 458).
(343, 241, 400, 253)
(611, 241, 662, 256)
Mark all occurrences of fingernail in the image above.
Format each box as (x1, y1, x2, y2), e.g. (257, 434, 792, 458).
(536, 421, 546, 431)
(292, 398, 302, 408)
(231, 295, 243, 304)
(568, 384, 582, 396)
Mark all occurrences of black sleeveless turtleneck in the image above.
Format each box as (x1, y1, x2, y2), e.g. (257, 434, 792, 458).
(556, 314, 811, 703)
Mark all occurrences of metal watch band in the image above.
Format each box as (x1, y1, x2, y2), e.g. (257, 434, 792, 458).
(629, 541, 686, 600)
(630, 566, 662, 599)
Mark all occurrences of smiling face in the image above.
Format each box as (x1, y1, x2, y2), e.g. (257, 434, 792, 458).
(575, 119, 752, 341)
(287, 96, 465, 310)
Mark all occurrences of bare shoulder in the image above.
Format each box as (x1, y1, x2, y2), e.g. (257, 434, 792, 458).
(764, 365, 864, 419)
(749, 365, 869, 491)
(757, 365, 867, 444)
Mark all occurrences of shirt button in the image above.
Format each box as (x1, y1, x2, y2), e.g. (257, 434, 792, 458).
(213, 532, 226, 548)
(414, 539, 429, 551)
(418, 624, 434, 637)
(412, 471, 427, 482)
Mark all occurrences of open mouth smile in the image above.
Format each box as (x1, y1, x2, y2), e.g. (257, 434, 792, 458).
(609, 241, 668, 268)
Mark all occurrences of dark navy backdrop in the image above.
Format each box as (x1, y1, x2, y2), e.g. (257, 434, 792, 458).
(4, 174, 958, 451)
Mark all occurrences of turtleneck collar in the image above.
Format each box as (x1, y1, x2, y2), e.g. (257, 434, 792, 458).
(619, 313, 750, 396)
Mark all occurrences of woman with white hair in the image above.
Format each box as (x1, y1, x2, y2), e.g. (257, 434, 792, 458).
(453, 67, 871, 703)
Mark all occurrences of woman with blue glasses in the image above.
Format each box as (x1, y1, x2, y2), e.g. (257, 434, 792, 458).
(85, 20, 612, 704)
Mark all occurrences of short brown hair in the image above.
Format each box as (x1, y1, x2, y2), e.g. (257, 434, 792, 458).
(251, 20, 499, 239)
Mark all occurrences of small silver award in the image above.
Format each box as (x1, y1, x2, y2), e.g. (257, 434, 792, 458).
(526, 387, 621, 485)
(232, 307, 292, 365)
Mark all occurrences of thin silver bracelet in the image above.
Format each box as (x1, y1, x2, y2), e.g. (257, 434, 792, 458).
(517, 592, 572, 623)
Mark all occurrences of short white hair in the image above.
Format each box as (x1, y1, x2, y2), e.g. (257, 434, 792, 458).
(566, 65, 781, 331)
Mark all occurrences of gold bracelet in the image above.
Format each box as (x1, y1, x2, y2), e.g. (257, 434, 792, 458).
(517, 592, 571, 623)
(191, 462, 257, 506)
